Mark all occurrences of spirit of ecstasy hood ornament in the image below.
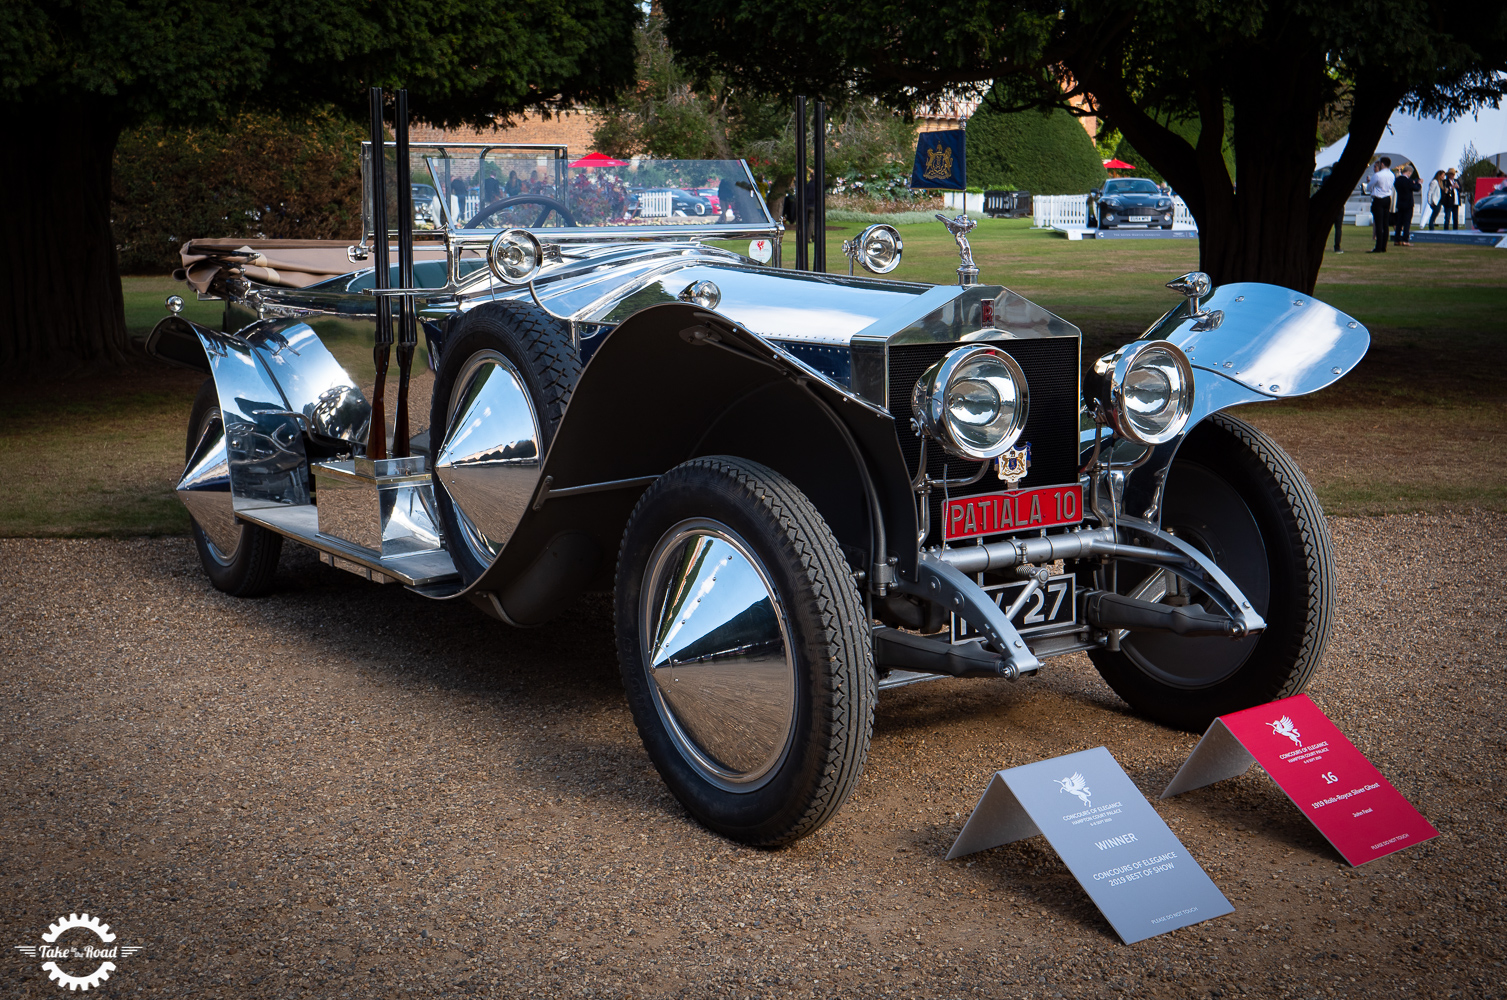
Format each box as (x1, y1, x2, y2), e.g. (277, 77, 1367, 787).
(936, 212, 979, 286)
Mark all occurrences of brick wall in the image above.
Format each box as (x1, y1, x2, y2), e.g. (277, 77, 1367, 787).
(408, 110, 604, 155)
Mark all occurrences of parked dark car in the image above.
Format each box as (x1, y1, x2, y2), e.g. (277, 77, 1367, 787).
(1472, 188, 1507, 233)
(1088, 178, 1176, 229)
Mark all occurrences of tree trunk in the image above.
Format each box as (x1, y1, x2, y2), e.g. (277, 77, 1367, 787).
(0, 104, 128, 377)
(1194, 60, 1330, 293)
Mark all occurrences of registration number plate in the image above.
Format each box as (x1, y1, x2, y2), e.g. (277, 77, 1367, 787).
(951, 574, 1077, 642)
(942, 484, 1083, 541)
(1128, 215, 1153, 222)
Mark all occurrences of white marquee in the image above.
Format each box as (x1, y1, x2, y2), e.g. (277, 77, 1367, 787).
(1315, 102, 1507, 175)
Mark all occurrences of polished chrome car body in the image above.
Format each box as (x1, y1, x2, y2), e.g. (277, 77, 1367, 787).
(150, 144, 1370, 843)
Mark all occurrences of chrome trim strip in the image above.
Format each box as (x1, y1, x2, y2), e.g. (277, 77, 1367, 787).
(531, 474, 659, 509)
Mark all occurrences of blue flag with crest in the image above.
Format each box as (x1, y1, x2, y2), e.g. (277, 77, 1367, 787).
(910, 130, 966, 190)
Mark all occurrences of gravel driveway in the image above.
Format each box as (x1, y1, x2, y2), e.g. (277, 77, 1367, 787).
(1, 513, 1503, 999)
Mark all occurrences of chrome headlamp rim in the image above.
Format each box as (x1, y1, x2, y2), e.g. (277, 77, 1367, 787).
(911, 345, 1031, 461)
(855, 224, 903, 274)
(1103, 340, 1195, 446)
(487, 228, 543, 285)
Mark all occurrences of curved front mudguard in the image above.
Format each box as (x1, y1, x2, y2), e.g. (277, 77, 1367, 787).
(1088, 282, 1370, 525)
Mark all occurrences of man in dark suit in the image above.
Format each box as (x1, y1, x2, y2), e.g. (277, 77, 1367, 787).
(1392, 165, 1421, 245)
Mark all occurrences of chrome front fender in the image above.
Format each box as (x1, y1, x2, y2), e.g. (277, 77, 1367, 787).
(1084, 282, 1370, 525)
(149, 314, 370, 521)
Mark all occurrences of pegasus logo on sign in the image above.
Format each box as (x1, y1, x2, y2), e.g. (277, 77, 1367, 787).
(1268, 716, 1303, 747)
(1057, 772, 1092, 807)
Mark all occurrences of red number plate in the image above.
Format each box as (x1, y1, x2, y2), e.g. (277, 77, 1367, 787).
(942, 484, 1083, 541)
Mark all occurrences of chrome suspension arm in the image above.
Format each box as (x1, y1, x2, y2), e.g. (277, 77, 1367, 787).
(932, 519, 1266, 637)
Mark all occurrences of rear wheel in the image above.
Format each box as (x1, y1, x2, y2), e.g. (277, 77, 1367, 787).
(1088, 413, 1334, 730)
(186, 379, 283, 597)
(429, 302, 581, 583)
(615, 457, 875, 846)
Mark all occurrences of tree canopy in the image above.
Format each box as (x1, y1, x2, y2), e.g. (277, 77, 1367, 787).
(664, 0, 1507, 292)
(1, 0, 640, 372)
(592, 12, 916, 208)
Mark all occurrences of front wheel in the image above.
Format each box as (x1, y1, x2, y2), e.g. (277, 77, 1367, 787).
(615, 457, 875, 846)
(1088, 413, 1334, 730)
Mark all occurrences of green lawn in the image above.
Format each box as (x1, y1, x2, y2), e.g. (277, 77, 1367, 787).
(7, 223, 1502, 537)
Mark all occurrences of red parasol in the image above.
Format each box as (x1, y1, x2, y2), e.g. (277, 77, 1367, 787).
(1102, 158, 1136, 170)
(570, 152, 629, 167)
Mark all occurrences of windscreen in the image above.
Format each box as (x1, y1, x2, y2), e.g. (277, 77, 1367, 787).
(421, 155, 772, 231)
(1105, 179, 1162, 195)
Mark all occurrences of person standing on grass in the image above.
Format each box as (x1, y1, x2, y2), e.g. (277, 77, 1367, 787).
(1442, 168, 1461, 229)
(1364, 157, 1395, 253)
(1392, 164, 1420, 245)
(1426, 169, 1446, 229)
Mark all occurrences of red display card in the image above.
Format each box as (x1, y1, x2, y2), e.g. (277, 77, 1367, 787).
(1162, 694, 1438, 866)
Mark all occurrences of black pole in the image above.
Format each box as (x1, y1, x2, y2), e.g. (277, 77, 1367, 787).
(794, 96, 807, 271)
(813, 100, 826, 273)
(367, 87, 391, 462)
(392, 89, 416, 459)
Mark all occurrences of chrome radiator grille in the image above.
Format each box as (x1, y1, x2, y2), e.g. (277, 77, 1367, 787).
(888, 338, 1080, 545)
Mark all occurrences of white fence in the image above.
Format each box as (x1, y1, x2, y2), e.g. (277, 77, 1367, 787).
(1032, 194, 1196, 229)
(638, 190, 673, 218)
(942, 191, 987, 214)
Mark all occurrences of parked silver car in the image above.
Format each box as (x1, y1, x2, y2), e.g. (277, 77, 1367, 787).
(150, 136, 1368, 846)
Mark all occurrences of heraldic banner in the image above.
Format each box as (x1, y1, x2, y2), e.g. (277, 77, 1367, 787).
(910, 130, 966, 191)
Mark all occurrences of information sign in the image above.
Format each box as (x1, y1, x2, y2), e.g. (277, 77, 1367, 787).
(1161, 694, 1439, 866)
(948, 747, 1233, 944)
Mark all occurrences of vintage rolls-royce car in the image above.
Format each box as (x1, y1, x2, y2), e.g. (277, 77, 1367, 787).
(150, 133, 1368, 846)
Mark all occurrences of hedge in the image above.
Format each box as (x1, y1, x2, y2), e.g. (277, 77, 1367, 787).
(965, 97, 1107, 195)
(113, 108, 366, 273)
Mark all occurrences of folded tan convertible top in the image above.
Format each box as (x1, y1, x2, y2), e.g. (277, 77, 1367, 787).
(174, 239, 446, 296)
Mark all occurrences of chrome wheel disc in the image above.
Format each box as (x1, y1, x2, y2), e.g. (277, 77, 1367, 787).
(181, 407, 241, 564)
(640, 519, 797, 791)
(435, 350, 543, 567)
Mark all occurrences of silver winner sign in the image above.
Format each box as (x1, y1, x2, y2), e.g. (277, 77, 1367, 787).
(947, 746, 1232, 944)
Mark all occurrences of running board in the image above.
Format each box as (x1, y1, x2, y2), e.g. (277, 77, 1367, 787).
(236, 504, 460, 588)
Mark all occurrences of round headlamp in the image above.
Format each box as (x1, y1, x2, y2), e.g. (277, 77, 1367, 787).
(1091, 341, 1195, 445)
(910, 346, 1030, 461)
(487, 228, 543, 285)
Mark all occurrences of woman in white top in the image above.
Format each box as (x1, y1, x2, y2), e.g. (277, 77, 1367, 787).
(1426, 169, 1446, 230)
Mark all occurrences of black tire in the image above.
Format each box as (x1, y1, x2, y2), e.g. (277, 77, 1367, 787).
(185, 378, 283, 597)
(1161, 223, 1174, 230)
(1088, 412, 1334, 730)
(430, 301, 581, 583)
(615, 457, 875, 846)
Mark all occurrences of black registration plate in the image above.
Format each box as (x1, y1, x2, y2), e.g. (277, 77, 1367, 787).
(950, 574, 1076, 643)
